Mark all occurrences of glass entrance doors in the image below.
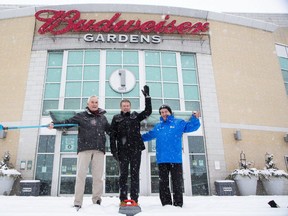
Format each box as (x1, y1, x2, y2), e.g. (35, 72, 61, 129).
(105, 155, 119, 193)
(51, 134, 209, 196)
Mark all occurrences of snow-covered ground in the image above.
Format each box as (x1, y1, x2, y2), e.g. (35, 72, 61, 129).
(0, 195, 287, 216)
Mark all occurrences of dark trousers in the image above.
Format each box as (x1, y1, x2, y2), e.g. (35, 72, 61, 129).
(158, 163, 183, 207)
(119, 150, 142, 202)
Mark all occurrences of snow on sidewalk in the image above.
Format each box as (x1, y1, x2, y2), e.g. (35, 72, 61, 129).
(0, 195, 287, 216)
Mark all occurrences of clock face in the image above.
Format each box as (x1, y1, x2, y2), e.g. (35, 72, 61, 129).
(109, 69, 136, 93)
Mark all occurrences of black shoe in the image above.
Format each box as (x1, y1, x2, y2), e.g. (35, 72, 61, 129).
(268, 200, 279, 208)
(96, 200, 101, 205)
(73, 205, 81, 211)
(173, 202, 183, 208)
(162, 203, 172, 206)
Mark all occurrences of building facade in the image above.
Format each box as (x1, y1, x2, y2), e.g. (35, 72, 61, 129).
(0, 4, 288, 196)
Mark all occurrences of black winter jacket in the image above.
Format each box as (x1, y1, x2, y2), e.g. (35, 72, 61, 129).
(54, 108, 110, 154)
(110, 97, 152, 155)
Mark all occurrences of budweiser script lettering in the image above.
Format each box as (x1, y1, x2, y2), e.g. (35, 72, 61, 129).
(35, 10, 209, 35)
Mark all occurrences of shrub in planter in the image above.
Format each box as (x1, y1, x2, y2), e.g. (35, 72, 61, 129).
(259, 153, 288, 195)
(227, 151, 259, 196)
(228, 168, 259, 196)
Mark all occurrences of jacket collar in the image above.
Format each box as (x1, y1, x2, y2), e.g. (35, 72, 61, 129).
(160, 115, 174, 123)
(121, 111, 131, 116)
(86, 107, 106, 115)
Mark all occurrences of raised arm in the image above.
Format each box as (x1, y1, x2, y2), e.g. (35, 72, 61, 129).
(142, 126, 157, 142)
(183, 111, 201, 133)
(137, 85, 152, 121)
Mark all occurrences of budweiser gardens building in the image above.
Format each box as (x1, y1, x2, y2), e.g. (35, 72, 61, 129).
(0, 4, 288, 196)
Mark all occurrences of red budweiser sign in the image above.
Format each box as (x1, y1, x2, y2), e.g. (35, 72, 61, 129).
(35, 10, 209, 35)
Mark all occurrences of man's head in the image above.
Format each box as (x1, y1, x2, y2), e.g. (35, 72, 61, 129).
(87, 96, 99, 111)
(120, 99, 131, 113)
(159, 105, 172, 121)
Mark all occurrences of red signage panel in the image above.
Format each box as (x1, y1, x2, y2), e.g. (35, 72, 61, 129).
(35, 10, 209, 35)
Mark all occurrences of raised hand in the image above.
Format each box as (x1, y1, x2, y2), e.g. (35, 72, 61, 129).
(141, 85, 150, 97)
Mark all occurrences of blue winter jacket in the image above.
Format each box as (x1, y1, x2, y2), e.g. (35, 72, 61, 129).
(142, 115, 200, 164)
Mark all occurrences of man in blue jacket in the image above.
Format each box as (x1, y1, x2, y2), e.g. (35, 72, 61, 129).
(142, 105, 200, 207)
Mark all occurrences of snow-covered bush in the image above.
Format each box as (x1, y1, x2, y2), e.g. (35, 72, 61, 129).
(258, 153, 288, 180)
(259, 168, 288, 180)
(228, 168, 259, 179)
(226, 151, 258, 179)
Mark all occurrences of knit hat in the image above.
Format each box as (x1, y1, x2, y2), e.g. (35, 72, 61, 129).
(159, 105, 172, 114)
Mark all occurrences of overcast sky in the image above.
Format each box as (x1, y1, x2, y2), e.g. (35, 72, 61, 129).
(0, 0, 288, 13)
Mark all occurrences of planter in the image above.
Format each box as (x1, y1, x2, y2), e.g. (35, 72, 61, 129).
(234, 175, 258, 195)
(259, 169, 288, 195)
(0, 175, 15, 195)
(0, 169, 21, 195)
(261, 177, 286, 195)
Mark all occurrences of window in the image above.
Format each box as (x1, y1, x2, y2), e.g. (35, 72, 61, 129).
(188, 136, 209, 195)
(276, 44, 288, 95)
(60, 134, 77, 152)
(105, 155, 120, 193)
(105, 50, 140, 109)
(43, 50, 200, 115)
(145, 52, 200, 111)
(41, 49, 205, 196)
(43, 52, 63, 115)
(35, 135, 55, 195)
(181, 54, 200, 111)
(279, 57, 288, 95)
(42, 50, 100, 115)
(65, 50, 100, 110)
(145, 51, 180, 110)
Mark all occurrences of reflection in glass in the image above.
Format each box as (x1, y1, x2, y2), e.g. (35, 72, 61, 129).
(60, 177, 94, 194)
(105, 156, 120, 193)
(150, 156, 159, 193)
(35, 154, 54, 195)
(61, 158, 77, 175)
(188, 136, 205, 153)
(38, 135, 55, 153)
(189, 155, 209, 195)
(42, 100, 59, 115)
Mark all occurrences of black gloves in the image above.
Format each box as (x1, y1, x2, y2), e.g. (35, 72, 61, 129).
(141, 85, 150, 97)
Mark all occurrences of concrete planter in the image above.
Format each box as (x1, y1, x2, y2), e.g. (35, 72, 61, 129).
(234, 175, 258, 195)
(261, 177, 287, 195)
(259, 169, 288, 195)
(0, 175, 15, 195)
(0, 169, 21, 195)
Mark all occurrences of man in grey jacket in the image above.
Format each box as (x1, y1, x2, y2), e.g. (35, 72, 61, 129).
(49, 96, 110, 209)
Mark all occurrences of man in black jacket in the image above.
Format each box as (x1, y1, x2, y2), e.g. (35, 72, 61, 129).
(49, 96, 110, 209)
(110, 86, 152, 206)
